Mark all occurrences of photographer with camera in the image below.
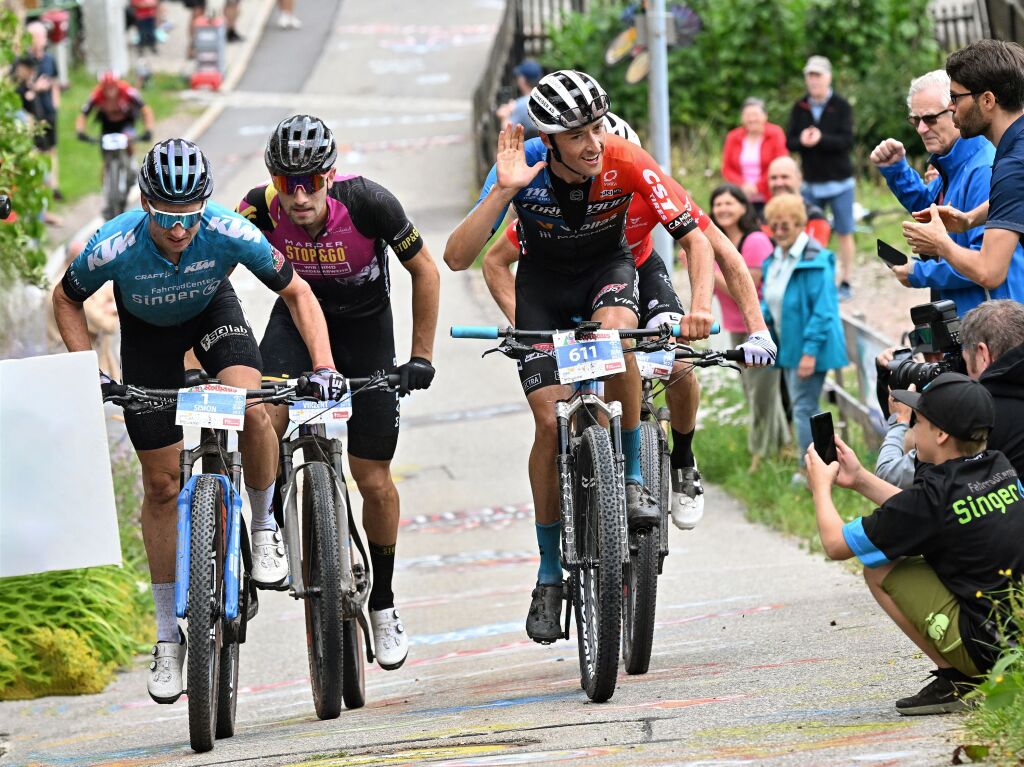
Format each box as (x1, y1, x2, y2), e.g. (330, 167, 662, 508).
(877, 299, 1024, 479)
(806, 373, 1024, 716)
(961, 299, 1024, 471)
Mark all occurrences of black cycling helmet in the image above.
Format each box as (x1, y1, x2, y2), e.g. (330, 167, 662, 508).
(265, 114, 337, 175)
(138, 139, 214, 205)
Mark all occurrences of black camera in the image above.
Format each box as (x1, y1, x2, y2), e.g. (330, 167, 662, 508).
(0, 194, 10, 220)
(886, 300, 966, 390)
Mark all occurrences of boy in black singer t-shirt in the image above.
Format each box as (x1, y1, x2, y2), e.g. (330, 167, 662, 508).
(805, 373, 1024, 715)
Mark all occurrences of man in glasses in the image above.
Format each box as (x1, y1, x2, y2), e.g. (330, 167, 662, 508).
(236, 114, 440, 671)
(444, 70, 723, 643)
(52, 138, 340, 704)
(870, 69, 1024, 313)
(903, 40, 1024, 299)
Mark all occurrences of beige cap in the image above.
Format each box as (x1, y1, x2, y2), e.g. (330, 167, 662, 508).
(803, 55, 832, 75)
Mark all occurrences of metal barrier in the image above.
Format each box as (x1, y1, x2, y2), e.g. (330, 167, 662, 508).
(826, 313, 898, 451)
(471, 0, 589, 184)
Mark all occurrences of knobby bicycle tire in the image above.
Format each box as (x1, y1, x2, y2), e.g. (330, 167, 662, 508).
(215, 638, 238, 739)
(623, 527, 659, 674)
(571, 425, 623, 702)
(303, 462, 345, 720)
(187, 476, 224, 753)
(624, 422, 663, 674)
(342, 617, 366, 709)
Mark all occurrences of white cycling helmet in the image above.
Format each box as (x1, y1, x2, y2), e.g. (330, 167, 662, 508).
(527, 70, 609, 134)
(603, 112, 641, 146)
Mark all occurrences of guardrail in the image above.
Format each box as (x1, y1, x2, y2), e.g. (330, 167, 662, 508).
(826, 313, 897, 451)
(471, 0, 589, 184)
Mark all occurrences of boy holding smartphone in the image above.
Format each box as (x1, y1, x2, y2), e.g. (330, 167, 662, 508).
(804, 373, 1023, 715)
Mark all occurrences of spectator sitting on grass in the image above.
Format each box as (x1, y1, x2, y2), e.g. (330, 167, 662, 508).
(805, 372, 1024, 716)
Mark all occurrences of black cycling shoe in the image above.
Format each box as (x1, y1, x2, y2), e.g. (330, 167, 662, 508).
(895, 668, 976, 715)
(526, 582, 564, 644)
(626, 481, 661, 529)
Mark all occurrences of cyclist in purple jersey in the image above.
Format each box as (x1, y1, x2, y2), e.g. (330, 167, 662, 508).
(238, 115, 440, 670)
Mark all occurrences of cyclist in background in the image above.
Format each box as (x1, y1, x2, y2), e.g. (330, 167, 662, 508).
(52, 139, 340, 704)
(483, 112, 776, 531)
(444, 70, 717, 642)
(237, 115, 440, 671)
(75, 70, 155, 145)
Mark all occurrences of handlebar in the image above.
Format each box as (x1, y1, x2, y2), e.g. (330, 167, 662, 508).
(450, 322, 720, 340)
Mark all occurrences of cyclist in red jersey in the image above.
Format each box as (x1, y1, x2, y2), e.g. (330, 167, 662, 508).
(484, 113, 777, 531)
(445, 71, 720, 642)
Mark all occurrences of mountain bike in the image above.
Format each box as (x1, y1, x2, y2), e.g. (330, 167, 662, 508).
(267, 372, 401, 720)
(451, 320, 682, 702)
(624, 341, 743, 675)
(78, 131, 134, 220)
(103, 376, 293, 753)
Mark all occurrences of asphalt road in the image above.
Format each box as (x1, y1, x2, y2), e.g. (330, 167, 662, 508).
(0, 1, 966, 765)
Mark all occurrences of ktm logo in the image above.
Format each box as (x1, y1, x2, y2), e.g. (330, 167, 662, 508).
(87, 231, 136, 271)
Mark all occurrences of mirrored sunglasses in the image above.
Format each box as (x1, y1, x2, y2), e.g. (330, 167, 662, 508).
(148, 203, 206, 230)
(271, 172, 329, 195)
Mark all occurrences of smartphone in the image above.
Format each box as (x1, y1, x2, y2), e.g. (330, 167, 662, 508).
(876, 239, 908, 267)
(810, 411, 838, 464)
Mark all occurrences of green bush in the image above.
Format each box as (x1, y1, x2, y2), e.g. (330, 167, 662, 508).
(0, 454, 152, 700)
(0, 8, 50, 287)
(545, 0, 944, 172)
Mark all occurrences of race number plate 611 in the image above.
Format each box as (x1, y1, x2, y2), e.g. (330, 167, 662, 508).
(175, 384, 246, 431)
(553, 329, 626, 384)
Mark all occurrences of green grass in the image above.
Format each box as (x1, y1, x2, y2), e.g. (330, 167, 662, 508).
(0, 452, 152, 700)
(693, 368, 1024, 763)
(55, 67, 194, 206)
(691, 367, 877, 552)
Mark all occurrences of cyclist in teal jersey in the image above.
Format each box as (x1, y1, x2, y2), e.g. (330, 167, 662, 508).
(52, 138, 341, 704)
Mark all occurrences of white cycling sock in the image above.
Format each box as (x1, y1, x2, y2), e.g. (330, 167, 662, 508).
(246, 481, 277, 532)
(151, 582, 179, 643)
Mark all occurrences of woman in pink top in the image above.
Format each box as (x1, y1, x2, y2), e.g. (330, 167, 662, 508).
(721, 98, 788, 218)
(710, 184, 790, 470)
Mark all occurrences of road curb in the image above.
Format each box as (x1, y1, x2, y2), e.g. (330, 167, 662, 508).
(47, 0, 276, 276)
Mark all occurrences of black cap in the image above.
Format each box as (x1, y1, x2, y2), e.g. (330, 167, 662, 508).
(891, 372, 995, 440)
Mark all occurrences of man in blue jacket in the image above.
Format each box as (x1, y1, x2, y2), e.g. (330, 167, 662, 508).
(870, 69, 1024, 314)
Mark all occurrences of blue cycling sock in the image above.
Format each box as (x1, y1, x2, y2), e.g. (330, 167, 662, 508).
(622, 426, 643, 485)
(535, 521, 562, 585)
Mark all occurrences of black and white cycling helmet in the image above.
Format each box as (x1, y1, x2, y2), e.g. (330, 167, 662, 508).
(603, 112, 641, 146)
(527, 70, 610, 134)
(138, 138, 213, 204)
(265, 114, 337, 175)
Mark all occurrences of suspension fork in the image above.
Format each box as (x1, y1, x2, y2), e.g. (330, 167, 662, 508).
(555, 401, 576, 569)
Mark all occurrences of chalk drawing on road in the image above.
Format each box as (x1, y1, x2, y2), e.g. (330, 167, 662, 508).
(417, 73, 452, 85)
(337, 24, 497, 35)
(397, 550, 537, 572)
(410, 620, 522, 646)
(369, 58, 425, 75)
(430, 747, 625, 766)
(400, 503, 535, 534)
(287, 744, 510, 767)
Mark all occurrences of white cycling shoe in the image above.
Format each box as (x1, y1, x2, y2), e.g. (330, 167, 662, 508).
(671, 464, 705, 530)
(148, 629, 185, 704)
(370, 607, 409, 670)
(251, 528, 289, 589)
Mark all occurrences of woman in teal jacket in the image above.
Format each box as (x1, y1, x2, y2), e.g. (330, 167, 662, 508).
(761, 194, 848, 469)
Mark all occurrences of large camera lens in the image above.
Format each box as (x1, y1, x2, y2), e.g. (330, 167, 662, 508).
(886, 358, 943, 391)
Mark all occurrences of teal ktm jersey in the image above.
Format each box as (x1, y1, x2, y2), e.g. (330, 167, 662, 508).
(62, 202, 293, 326)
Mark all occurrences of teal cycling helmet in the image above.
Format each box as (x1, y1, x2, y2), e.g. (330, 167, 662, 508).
(138, 138, 214, 205)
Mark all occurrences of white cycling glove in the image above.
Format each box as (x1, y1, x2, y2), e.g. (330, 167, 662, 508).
(736, 330, 777, 367)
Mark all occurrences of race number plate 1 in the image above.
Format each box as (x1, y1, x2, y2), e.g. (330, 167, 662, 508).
(553, 329, 626, 384)
(175, 384, 246, 431)
(288, 395, 353, 425)
(635, 349, 674, 380)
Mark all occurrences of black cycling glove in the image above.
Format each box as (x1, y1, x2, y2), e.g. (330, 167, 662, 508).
(397, 357, 435, 396)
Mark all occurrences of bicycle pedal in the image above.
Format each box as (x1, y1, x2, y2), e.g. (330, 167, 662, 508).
(531, 637, 557, 646)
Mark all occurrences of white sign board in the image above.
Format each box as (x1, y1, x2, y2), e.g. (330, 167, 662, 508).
(0, 351, 121, 577)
